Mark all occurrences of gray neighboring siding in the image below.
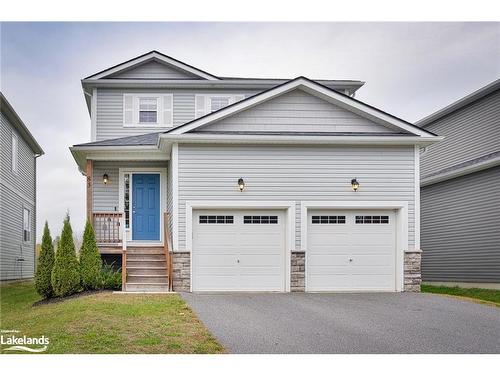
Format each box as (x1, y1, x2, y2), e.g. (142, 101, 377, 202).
(421, 166, 500, 283)
(92, 161, 168, 212)
(109, 61, 199, 79)
(197, 89, 396, 134)
(177, 144, 416, 251)
(420, 89, 500, 177)
(95, 88, 260, 141)
(0, 113, 36, 280)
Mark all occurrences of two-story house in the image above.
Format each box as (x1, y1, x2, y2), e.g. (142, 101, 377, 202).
(418, 79, 500, 289)
(1, 92, 44, 281)
(70, 51, 441, 292)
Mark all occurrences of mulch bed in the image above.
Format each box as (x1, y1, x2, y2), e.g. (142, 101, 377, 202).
(32, 289, 113, 307)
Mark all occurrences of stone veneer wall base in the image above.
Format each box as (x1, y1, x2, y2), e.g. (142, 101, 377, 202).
(404, 250, 422, 292)
(172, 252, 190, 292)
(291, 251, 305, 292)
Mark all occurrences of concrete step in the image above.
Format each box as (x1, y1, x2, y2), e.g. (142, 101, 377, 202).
(127, 260, 167, 268)
(127, 275, 168, 283)
(127, 267, 167, 276)
(127, 253, 166, 261)
(125, 283, 169, 292)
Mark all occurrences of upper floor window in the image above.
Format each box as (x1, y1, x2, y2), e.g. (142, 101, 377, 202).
(23, 207, 31, 242)
(138, 97, 158, 123)
(12, 132, 18, 174)
(195, 94, 245, 118)
(123, 93, 173, 127)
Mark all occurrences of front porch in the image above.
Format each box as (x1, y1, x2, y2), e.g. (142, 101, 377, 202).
(85, 159, 173, 292)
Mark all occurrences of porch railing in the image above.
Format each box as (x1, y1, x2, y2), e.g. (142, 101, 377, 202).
(93, 212, 123, 244)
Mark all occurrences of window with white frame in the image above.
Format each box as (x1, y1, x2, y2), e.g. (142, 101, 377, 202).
(123, 94, 173, 127)
(12, 132, 18, 174)
(138, 97, 158, 123)
(23, 208, 31, 242)
(195, 94, 245, 118)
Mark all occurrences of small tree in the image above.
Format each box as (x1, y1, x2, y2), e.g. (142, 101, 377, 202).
(79, 220, 102, 290)
(51, 214, 80, 297)
(34, 222, 55, 298)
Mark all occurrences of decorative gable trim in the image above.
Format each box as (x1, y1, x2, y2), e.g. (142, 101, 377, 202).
(164, 77, 437, 138)
(84, 51, 219, 81)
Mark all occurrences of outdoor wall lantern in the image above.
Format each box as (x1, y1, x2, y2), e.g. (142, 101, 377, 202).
(238, 177, 245, 192)
(351, 178, 359, 192)
(103, 173, 109, 185)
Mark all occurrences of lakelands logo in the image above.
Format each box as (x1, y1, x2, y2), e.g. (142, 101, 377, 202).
(1, 330, 49, 352)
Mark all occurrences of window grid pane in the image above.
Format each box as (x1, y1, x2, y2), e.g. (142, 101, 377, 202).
(355, 215, 389, 224)
(243, 215, 278, 224)
(311, 215, 346, 224)
(199, 215, 234, 224)
(210, 97, 230, 112)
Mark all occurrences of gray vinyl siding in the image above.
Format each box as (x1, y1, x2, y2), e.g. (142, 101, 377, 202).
(421, 166, 500, 283)
(420, 89, 500, 177)
(177, 144, 416, 251)
(95, 88, 260, 141)
(0, 112, 37, 280)
(198, 89, 396, 134)
(109, 61, 200, 79)
(92, 161, 168, 212)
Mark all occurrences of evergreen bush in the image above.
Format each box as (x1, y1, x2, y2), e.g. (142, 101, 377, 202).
(34, 222, 55, 298)
(51, 214, 81, 297)
(79, 220, 102, 290)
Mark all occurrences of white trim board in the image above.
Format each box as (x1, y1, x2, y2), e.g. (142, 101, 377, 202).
(184, 200, 296, 293)
(164, 77, 438, 138)
(118, 167, 167, 245)
(300, 201, 409, 292)
(84, 51, 219, 81)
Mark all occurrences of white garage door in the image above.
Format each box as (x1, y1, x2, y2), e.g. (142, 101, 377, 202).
(192, 210, 286, 292)
(307, 210, 396, 292)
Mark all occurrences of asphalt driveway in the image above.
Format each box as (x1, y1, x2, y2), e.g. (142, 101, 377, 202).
(181, 292, 500, 353)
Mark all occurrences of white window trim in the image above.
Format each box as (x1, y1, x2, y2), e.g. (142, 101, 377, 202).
(300, 201, 409, 292)
(118, 167, 168, 245)
(123, 93, 173, 128)
(195, 94, 245, 118)
(22, 206, 31, 243)
(185, 200, 295, 293)
(12, 132, 18, 174)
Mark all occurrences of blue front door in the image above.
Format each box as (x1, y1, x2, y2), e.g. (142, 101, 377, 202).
(132, 173, 160, 241)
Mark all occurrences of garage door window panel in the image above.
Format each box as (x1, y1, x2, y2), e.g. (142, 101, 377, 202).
(243, 215, 278, 224)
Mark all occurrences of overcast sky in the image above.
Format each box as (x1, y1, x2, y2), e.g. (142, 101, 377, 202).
(1, 22, 499, 241)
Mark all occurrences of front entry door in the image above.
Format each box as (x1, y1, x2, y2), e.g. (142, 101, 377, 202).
(132, 173, 160, 241)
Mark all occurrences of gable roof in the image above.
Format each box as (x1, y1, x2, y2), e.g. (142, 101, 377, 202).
(0, 92, 44, 155)
(416, 78, 500, 128)
(164, 76, 437, 138)
(84, 50, 220, 81)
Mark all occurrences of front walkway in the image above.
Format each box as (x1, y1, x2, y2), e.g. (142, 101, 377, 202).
(181, 292, 500, 354)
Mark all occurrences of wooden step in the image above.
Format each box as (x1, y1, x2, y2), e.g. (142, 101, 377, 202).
(127, 253, 166, 261)
(127, 275, 168, 283)
(126, 247, 165, 255)
(125, 283, 169, 292)
(127, 260, 167, 268)
(127, 267, 167, 276)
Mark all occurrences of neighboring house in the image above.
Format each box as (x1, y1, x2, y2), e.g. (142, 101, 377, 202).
(70, 51, 441, 292)
(1, 93, 44, 281)
(417, 79, 500, 289)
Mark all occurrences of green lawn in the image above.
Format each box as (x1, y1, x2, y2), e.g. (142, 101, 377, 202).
(421, 284, 500, 306)
(0, 282, 225, 354)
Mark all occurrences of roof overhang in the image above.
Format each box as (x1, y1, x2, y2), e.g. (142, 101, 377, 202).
(164, 77, 438, 138)
(160, 133, 443, 147)
(421, 154, 500, 186)
(0, 93, 44, 156)
(69, 145, 169, 174)
(84, 51, 219, 81)
(416, 78, 500, 128)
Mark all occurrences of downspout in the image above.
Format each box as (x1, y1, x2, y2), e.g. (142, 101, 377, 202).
(34, 152, 42, 277)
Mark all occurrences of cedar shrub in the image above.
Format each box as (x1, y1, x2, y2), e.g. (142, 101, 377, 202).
(79, 220, 102, 290)
(34, 222, 55, 298)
